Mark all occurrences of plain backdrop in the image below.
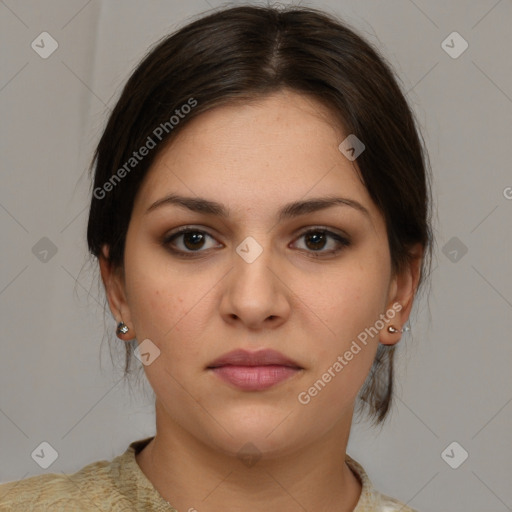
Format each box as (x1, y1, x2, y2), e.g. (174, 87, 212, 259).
(1, 1, 511, 511)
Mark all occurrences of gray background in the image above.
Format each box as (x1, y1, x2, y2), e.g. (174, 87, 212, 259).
(1, 1, 511, 510)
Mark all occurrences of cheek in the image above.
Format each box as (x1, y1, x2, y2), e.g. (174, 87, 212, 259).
(123, 248, 185, 341)
(304, 249, 390, 383)
(124, 250, 214, 367)
(319, 254, 390, 338)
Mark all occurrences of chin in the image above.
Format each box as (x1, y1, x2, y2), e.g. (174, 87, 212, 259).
(199, 410, 310, 460)
(212, 431, 299, 462)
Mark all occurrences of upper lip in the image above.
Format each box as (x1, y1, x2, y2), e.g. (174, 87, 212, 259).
(207, 349, 302, 369)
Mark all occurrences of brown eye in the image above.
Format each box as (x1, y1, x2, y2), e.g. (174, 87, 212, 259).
(304, 231, 327, 250)
(293, 228, 351, 257)
(181, 231, 207, 250)
(163, 228, 220, 256)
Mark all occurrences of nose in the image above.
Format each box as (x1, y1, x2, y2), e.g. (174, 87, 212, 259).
(219, 238, 291, 330)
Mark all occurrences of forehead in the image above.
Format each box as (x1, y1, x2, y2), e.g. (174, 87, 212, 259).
(132, 90, 380, 226)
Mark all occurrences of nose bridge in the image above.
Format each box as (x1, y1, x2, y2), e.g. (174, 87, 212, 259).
(233, 233, 276, 289)
(221, 232, 289, 325)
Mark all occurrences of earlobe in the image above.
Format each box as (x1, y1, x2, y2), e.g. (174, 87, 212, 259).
(381, 322, 411, 345)
(379, 320, 405, 346)
(380, 243, 423, 345)
(98, 245, 134, 340)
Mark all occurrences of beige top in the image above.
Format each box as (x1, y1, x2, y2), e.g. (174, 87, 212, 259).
(0, 437, 418, 511)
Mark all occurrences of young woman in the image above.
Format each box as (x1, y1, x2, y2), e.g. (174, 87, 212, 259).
(0, 5, 432, 511)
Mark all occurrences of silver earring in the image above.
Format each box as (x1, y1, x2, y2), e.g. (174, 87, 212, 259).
(387, 324, 410, 334)
(116, 322, 129, 335)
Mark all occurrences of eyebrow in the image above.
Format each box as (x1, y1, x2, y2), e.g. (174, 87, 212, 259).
(145, 193, 370, 222)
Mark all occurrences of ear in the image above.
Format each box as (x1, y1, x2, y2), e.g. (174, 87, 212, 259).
(379, 243, 424, 346)
(99, 245, 135, 341)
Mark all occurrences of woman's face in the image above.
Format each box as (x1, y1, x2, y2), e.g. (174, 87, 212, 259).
(102, 89, 414, 458)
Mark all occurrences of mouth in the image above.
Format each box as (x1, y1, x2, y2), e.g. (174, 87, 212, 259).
(207, 349, 303, 391)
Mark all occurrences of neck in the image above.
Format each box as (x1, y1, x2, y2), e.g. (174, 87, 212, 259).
(135, 402, 362, 512)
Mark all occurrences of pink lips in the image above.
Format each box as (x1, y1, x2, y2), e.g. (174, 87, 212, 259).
(207, 349, 302, 391)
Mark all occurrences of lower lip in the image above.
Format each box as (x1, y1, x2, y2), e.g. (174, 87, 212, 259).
(209, 365, 301, 391)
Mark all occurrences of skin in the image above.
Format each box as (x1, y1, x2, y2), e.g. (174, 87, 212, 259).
(99, 88, 423, 511)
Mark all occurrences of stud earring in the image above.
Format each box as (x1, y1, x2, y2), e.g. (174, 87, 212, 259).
(116, 321, 129, 335)
(387, 324, 410, 334)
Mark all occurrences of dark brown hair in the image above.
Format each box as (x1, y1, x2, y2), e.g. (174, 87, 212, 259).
(87, 4, 433, 424)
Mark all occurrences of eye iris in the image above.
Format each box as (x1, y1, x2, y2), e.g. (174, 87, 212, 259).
(305, 232, 326, 250)
(183, 232, 205, 250)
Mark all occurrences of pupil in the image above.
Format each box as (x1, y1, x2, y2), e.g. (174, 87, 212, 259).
(184, 232, 204, 250)
(306, 232, 325, 250)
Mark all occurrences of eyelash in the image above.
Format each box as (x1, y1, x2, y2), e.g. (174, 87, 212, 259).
(162, 226, 351, 259)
